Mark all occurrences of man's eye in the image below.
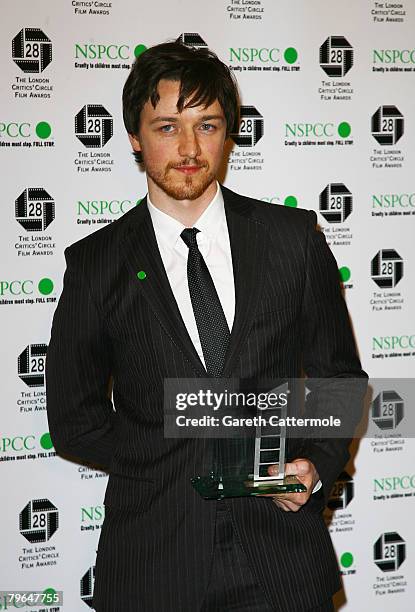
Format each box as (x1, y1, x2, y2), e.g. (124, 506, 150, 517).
(200, 123, 215, 131)
(160, 125, 175, 133)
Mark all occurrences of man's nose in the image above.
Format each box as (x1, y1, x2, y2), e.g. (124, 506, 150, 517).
(178, 128, 201, 159)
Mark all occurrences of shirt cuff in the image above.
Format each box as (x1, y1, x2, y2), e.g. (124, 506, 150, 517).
(312, 479, 322, 494)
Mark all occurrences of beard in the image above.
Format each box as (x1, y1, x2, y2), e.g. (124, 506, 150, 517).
(144, 157, 216, 201)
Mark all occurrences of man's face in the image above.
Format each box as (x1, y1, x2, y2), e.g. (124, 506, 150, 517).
(128, 79, 227, 201)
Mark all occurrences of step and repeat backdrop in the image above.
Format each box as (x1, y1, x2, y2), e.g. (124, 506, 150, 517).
(1, 1, 415, 610)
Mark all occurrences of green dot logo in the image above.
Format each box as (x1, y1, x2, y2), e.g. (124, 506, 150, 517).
(134, 44, 147, 58)
(284, 195, 298, 208)
(38, 278, 54, 295)
(284, 47, 298, 64)
(35, 122, 52, 139)
(341, 552, 354, 568)
(339, 266, 351, 282)
(338, 122, 351, 138)
(137, 270, 147, 280)
(40, 433, 53, 450)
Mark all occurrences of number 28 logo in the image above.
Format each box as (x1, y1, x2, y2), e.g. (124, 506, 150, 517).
(12, 28, 52, 73)
(230, 106, 264, 148)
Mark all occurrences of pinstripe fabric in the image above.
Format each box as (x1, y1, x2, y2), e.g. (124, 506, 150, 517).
(201, 503, 335, 611)
(200, 502, 274, 611)
(46, 185, 367, 612)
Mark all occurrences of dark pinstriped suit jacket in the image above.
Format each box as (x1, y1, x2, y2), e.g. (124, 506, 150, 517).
(46, 185, 367, 612)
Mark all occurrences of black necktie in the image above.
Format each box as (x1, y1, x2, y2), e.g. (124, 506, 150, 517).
(181, 227, 230, 377)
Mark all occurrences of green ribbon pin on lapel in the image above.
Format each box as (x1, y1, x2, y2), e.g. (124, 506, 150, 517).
(137, 271, 146, 280)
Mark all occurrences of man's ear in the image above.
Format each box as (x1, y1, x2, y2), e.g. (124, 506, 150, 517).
(128, 132, 141, 153)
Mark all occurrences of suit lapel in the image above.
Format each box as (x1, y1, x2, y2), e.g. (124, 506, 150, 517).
(221, 186, 269, 376)
(123, 197, 207, 376)
(122, 187, 269, 378)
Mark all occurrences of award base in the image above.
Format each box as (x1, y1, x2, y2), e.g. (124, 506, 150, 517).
(191, 473, 307, 500)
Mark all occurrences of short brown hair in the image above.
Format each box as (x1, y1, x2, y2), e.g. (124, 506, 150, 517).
(122, 41, 240, 163)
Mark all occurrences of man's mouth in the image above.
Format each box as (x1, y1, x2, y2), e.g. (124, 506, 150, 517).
(173, 165, 203, 175)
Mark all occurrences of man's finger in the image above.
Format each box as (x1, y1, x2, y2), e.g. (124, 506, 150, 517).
(284, 459, 311, 477)
(268, 458, 313, 478)
(272, 492, 309, 505)
(273, 498, 300, 512)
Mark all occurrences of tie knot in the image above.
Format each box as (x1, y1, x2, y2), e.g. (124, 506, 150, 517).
(180, 227, 200, 249)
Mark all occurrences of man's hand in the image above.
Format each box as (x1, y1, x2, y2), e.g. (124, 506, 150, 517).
(260, 458, 319, 512)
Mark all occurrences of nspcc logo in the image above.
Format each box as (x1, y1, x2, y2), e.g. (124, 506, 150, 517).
(0, 435, 35, 452)
(374, 532, 406, 572)
(75, 105, 113, 148)
(12, 28, 52, 73)
(75, 44, 129, 60)
(328, 472, 354, 510)
(0, 121, 52, 141)
(0, 122, 30, 138)
(373, 335, 415, 351)
(285, 121, 351, 141)
(319, 183, 352, 223)
(176, 33, 207, 49)
(0, 433, 53, 454)
(371, 249, 403, 288)
(320, 36, 353, 77)
(373, 49, 415, 65)
(372, 105, 404, 145)
(372, 193, 415, 209)
(81, 566, 95, 608)
(229, 46, 298, 65)
(20, 498, 59, 543)
(74, 42, 147, 67)
(374, 475, 415, 493)
(231, 106, 263, 147)
(372, 390, 404, 430)
(77, 198, 139, 216)
(18, 344, 47, 387)
(15, 187, 55, 232)
(0, 278, 54, 301)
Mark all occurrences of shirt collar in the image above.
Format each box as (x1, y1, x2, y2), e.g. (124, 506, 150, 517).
(147, 182, 225, 252)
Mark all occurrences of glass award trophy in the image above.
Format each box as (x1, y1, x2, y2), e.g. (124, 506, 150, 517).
(191, 381, 307, 500)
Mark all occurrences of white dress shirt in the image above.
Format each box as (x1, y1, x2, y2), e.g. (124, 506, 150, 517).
(147, 182, 321, 494)
(148, 182, 235, 369)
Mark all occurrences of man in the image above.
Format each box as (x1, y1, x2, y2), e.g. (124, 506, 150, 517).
(46, 42, 367, 611)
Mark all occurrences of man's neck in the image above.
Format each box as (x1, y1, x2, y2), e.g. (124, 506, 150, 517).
(147, 179, 218, 227)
